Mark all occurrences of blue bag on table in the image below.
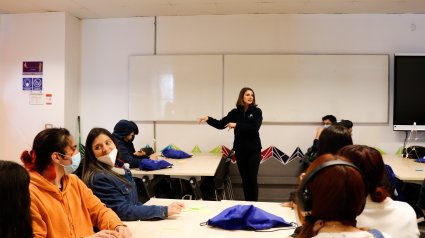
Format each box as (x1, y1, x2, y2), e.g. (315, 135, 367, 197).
(162, 148, 192, 159)
(139, 159, 173, 171)
(201, 204, 295, 230)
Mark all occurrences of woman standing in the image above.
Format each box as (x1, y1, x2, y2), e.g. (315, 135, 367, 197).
(199, 87, 262, 201)
(21, 128, 131, 238)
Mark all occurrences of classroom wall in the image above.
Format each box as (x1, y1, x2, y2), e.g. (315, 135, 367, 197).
(64, 13, 82, 141)
(80, 17, 155, 145)
(2, 13, 425, 164)
(80, 14, 425, 155)
(0, 12, 80, 163)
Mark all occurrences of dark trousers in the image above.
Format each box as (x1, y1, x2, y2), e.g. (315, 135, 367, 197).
(236, 150, 261, 201)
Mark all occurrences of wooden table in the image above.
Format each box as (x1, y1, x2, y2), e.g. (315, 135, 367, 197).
(131, 154, 222, 199)
(383, 155, 425, 183)
(124, 198, 298, 238)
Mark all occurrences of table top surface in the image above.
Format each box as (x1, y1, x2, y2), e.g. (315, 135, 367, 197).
(383, 154, 425, 182)
(131, 153, 222, 177)
(124, 198, 298, 238)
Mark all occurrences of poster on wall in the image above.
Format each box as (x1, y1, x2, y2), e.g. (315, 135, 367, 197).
(22, 78, 43, 91)
(23, 61, 43, 75)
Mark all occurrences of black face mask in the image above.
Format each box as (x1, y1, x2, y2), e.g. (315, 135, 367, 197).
(130, 135, 135, 142)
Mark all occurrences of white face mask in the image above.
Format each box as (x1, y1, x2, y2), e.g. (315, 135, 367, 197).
(58, 152, 81, 174)
(323, 124, 331, 128)
(97, 148, 118, 166)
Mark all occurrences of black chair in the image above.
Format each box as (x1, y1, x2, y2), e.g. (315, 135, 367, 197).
(213, 151, 235, 201)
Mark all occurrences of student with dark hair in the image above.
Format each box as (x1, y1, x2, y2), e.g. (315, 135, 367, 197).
(302, 115, 338, 170)
(0, 160, 32, 238)
(316, 125, 353, 156)
(296, 154, 390, 238)
(322, 115, 337, 127)
(198, 87, 262, 201)
(301, 125, 352, 171)
(112, 119, 157, 168)
(82, 127, 184, 220)
(338, 145, 418, 238)
(21, 128, 131, 238)
(337, 119, 354, 135)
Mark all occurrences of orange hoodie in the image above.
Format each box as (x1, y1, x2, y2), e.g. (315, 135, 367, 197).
(29, 172, 124, 238)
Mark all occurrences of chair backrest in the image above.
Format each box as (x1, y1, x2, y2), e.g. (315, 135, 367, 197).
(214, 151, 234, 189)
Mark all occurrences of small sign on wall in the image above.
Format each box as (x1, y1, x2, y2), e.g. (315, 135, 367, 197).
(23, 78, 32, 91)
(23, 61, 43, 75)
(22, 78, 43, 91)
(29, 93, 44, 105)
(45, 93, 52, 105)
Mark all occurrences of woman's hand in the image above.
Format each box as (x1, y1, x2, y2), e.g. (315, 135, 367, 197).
(226, 122, 236, 130)
(134, 151, 145, 157)
(167, 201, 185, 217)
(115, 225, 132, 238)
(315, 127, 324, 139)
(149, 153, 158, 160)
(198, 116, 208, 124)
(85, 230, 119, 238)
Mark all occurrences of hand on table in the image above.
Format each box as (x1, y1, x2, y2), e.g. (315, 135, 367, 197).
(168, 201, 185, 217)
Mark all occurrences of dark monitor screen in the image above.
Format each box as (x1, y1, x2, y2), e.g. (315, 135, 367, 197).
(394, 54, 425, 131)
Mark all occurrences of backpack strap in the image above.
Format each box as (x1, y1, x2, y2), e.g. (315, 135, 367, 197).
(367, 229, 385, 238)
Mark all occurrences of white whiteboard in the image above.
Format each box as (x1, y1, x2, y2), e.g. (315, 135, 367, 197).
(223, 55, 389, 123)
(129, 55, 223, 121)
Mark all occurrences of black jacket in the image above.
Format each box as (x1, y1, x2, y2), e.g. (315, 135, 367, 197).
(207, 106, 262, 153)
(112, 120, 147, 168)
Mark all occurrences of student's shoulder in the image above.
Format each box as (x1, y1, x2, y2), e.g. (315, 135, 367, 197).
(92, 171, 114, 180)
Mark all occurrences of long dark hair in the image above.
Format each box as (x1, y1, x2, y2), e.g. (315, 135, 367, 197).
(0, 161, 33, 238)
(21, 128, 71, 173)
(235, 87, 257, 108)
(82, 128, 129, 186)
(337, 145, 389, 202)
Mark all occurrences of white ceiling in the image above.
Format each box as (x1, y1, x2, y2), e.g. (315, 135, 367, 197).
(0, 0, 425, 19)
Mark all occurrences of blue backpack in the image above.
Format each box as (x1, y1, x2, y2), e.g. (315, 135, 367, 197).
(202, 205, 295, 230)
(162, 148, 192, 159)
(139, 159, 173, 171)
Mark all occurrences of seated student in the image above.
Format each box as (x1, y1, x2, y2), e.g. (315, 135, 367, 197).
(302, 115, 337, 169)
(0, 160, 32, 238)
(336, 119, 354, 135)
(284, 125, 354, 237)
(338, 145, 419, 238)
(295, 154, 391, 238)
(301, 124, 352, 171)
(112, 119, 157, 168)
(21, 128, 132, 238)
(82, 127, 185, 220)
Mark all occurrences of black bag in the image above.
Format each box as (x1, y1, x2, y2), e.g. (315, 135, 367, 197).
(140, 147, 154, 156)
(403, 146, 425, 159)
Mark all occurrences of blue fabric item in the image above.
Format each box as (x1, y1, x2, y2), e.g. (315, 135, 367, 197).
(139, 159, 173, 171)
(206, 205, 292, 230)
(368, 229, 385, 238)
(415, 157, 425, 163)
(90, 171, 168, 220)
(162, 148, 192, 159)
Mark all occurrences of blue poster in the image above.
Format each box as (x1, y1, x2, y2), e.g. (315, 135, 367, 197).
(23, 78, 32, 91)
(32, 78, 42, 91)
